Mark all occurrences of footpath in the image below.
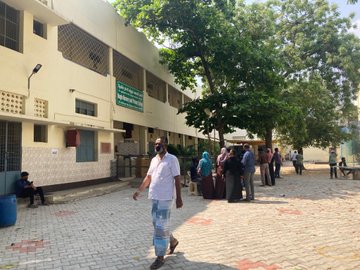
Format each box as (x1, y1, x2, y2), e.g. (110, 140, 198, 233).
(0, 162, 359, 270)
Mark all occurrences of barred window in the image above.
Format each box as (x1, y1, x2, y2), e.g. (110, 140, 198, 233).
(146, 71, 166, 103)
(168, 85, 182, 109)
(113, 50, 143, 91)
(0, 1, 20, 52)
(58, 24, 109, 76)
(76, 99, 96, 117)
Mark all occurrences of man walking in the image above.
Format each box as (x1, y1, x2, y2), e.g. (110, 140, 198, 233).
(329, 147, 338, 179)
(241, 144, 256, 201)
(133, 136, 183, 269)
(291, 151, 298, 174)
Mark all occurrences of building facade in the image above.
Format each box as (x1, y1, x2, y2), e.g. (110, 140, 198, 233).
(0, 0, 207, 193)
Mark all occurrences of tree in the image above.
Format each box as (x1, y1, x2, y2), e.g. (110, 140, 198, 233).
(113, 0, 259, 148)
(271, 0, 360, 150)
(113, 0, 360, 152)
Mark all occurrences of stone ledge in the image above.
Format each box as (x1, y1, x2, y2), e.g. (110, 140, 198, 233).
(16, 180, 132, 207)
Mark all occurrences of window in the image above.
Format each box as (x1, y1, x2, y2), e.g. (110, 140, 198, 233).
(58, 23, 109, 76)
(146, 71, 166, 102)
(168, 86, 182, 109)
(113, 50, 143, 91)
(76, 130, 96, 162)
(76, 99, 96, 116)
(183, 95, 192, 105)
(0, 1, 20, 51)
(33, 20, 46, 39)
(34, 124, 47, 142)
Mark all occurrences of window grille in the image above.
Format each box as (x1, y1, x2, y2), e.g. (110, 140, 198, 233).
(76, 99, 96, 117)
(0, 1, 20, 51)
(58, 23, 109, 76)
(113, 50, 143, 91)
(0, 121, 21, 172)
(0, 90, 24, 114)
(168, 85, 182, 109)
(34, 98, 48, 118)
(146, 71, 166, 103)
(183, 95, 191, 105)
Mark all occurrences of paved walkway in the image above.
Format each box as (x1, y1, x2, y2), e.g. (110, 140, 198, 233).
(1, 163, 360, 270)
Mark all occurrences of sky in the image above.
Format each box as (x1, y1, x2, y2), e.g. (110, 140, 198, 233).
(331, 0, 360, 36)
(242, 0, 360, 36)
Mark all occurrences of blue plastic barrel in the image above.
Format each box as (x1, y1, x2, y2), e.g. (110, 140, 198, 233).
(0, 194, 17, 227)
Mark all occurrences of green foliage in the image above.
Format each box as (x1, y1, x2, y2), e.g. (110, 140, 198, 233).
(113, 0, 360, 151)
(272, 0, 360, 149)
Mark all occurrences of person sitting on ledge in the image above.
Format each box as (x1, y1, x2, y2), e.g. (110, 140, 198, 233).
(339, 157, 352, 178)
(15, 171, 48, 208)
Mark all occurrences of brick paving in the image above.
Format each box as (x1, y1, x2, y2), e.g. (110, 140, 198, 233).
(1, 163, 360, 270)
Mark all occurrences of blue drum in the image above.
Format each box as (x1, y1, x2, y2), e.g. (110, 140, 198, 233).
(0, 194, 17, 227)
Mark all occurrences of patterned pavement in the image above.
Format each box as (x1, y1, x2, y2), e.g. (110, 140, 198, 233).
(1, 164, 360, 270)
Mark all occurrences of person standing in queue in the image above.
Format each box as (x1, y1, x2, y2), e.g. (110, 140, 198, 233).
(241, 144, 256, 201)
(198, 151, 214, 199)
(223, 149, 243, 202)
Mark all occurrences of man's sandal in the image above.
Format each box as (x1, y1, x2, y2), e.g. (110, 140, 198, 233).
(150, 257, 164, 269)
(167, 240, 179, 255)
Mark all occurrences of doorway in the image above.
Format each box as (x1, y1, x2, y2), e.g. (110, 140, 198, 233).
(0, 121, 22, 194)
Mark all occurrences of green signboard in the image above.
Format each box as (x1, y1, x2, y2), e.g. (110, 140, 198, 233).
(116, 81, 144, 112)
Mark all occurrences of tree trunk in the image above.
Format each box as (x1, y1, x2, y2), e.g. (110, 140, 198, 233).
(265, 128, 273, 149)
(218, 129, 225, 148)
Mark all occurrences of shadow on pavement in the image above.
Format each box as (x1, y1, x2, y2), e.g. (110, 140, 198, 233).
(164, 252, 237, 269)
(252, 200, 288, 204)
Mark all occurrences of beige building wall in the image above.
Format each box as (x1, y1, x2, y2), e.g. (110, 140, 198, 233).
(0, 0, 204, 187)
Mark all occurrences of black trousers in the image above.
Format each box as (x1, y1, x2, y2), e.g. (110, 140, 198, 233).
(330, 164, 337, 178)
(297, 164, 302, 175)
(19, 187, 45, 204)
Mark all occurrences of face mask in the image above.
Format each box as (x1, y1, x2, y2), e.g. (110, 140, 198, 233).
(155, 144, 164, 154)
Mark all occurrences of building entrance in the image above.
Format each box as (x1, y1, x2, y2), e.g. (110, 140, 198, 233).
(0, 121, 22, 194)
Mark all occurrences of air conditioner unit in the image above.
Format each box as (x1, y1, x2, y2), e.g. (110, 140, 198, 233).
(66, 130, 80, 147)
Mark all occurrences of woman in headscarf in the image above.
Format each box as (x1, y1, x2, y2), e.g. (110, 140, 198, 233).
(223, 149, 243, 202)
(214, 147, 228, 199)
(197, 151, 214, 199)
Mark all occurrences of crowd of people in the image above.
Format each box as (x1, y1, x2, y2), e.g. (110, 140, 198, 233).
(190, 144, 284, 203)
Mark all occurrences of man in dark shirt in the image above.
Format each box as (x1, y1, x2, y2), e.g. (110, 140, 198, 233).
(339, 157, 352, 178)
(15, 171, 47, 208)
(190, 157, 202, 195)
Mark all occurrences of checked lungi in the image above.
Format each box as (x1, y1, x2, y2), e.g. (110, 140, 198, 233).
(151, 199, 174, 256)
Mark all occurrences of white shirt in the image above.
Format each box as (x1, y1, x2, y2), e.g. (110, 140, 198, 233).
(147, 152, 180, 200)
(291, 153, 298, 161)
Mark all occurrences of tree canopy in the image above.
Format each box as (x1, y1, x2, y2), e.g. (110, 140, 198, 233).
(113, 0, 360, 152)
